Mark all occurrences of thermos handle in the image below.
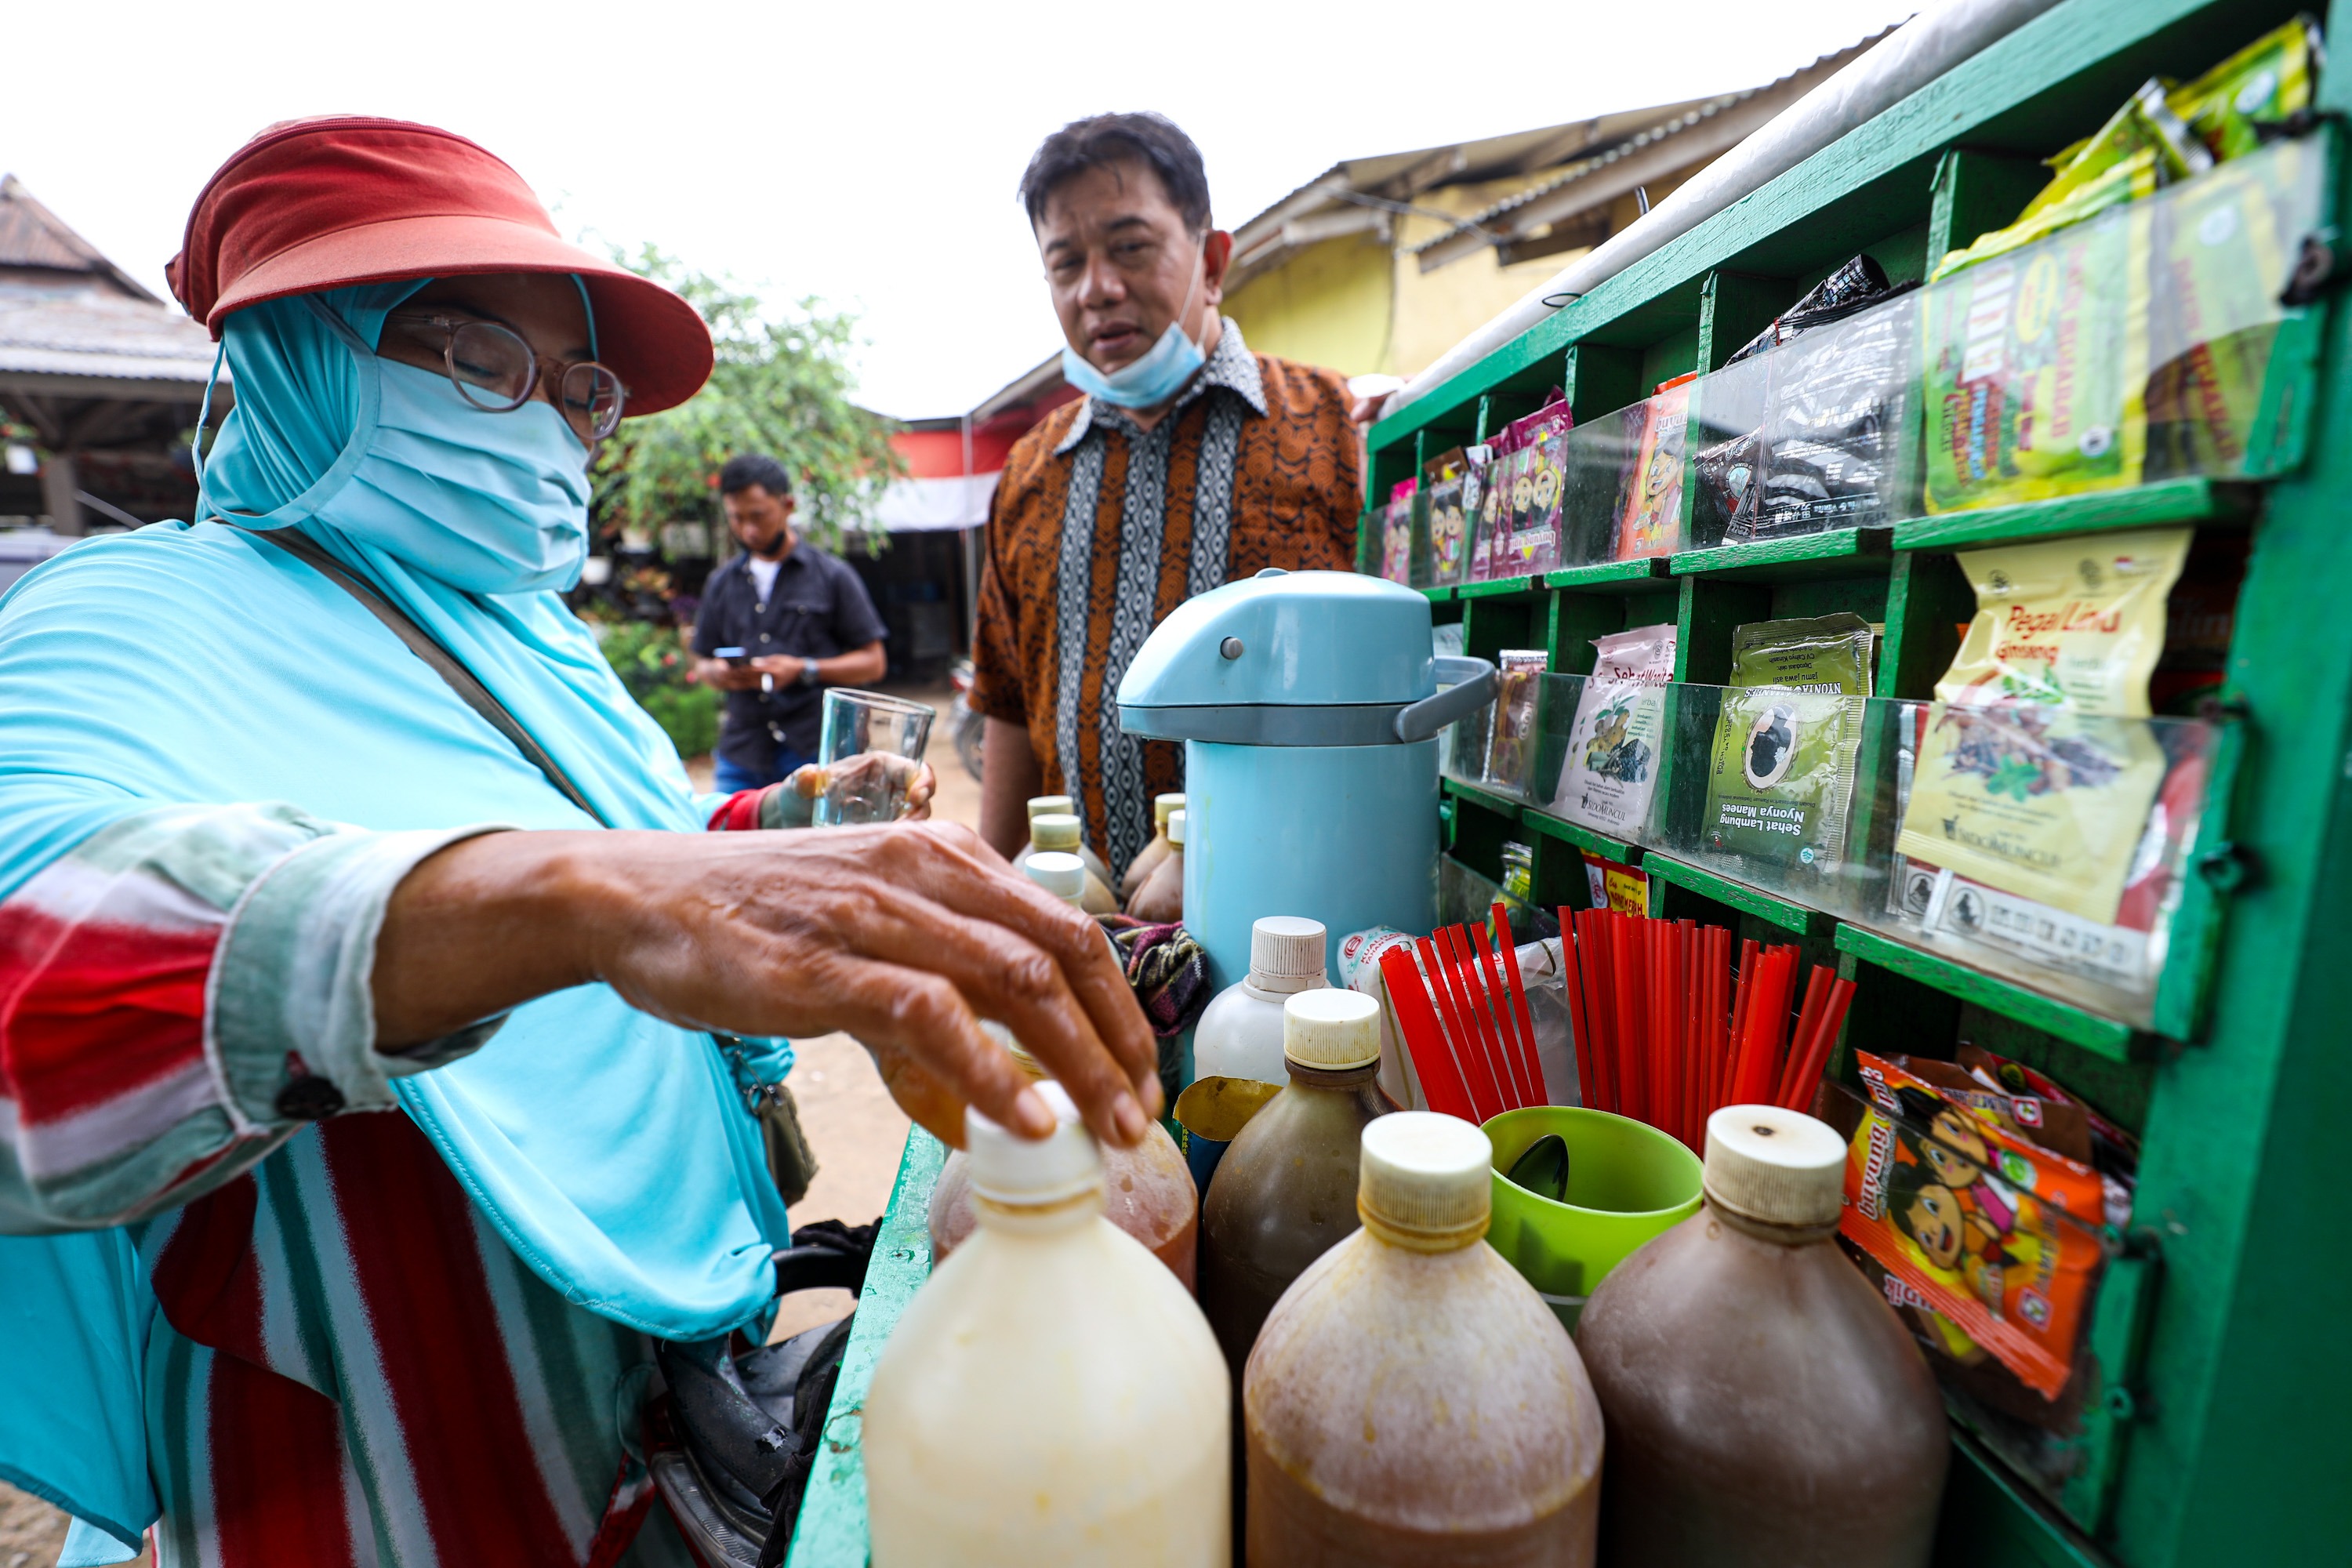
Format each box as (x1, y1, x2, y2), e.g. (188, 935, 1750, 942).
(1393, 656, 1498, 742)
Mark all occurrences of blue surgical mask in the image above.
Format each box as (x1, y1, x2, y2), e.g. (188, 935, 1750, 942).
(1059, 256, 1209, 409)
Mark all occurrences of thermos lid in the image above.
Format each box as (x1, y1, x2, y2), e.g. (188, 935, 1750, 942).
(1030, 813, 1083, 851)
(1703, 1105, 1846, 1228)
(1250, 916, 1329, 994)
(1024, 851, 1087, 905)
(967, 1081, 1100, 1205)
(1167, 809, 1187, 847)
(1154, 792, 1185, 829)
(1283, 986, 1379, 1069)
(1116, 570, 1433, 720)
(1025, 794, 1073, 820)
(1357, 1112, 1493, 1250)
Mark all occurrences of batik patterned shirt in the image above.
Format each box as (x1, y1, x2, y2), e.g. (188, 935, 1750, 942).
(968, 321, 1360, 877)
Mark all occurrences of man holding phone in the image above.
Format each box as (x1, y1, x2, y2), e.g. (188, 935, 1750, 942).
(693, 453, 890, 791)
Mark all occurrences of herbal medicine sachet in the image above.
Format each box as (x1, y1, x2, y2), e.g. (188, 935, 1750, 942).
(1896, 530, 2189, 924)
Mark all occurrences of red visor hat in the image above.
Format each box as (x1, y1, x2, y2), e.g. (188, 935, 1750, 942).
(169, 116, 713, 416)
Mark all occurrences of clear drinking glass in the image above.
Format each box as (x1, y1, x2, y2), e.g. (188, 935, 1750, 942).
(811, 690, 935, 826)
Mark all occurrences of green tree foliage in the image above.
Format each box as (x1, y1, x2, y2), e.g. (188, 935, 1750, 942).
(595, 618, 720, 760)
(592, 247, 903, 551)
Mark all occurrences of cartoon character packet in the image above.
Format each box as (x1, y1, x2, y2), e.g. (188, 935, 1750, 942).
(1493, 400, 1571, 577)
(1380, 478, 1417, 584)
(1616, 374, 1696, 558)
(1842, 1051, 2109, 1399)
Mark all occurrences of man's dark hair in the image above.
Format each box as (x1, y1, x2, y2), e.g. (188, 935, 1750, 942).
(1019, 113, 1211, 234)
(719, 453, 793, 499)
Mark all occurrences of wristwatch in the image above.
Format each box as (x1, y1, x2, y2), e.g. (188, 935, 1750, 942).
(797, 659, 822, 688)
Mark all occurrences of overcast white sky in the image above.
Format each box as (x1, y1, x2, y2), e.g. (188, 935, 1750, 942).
(4, 0, 1918, 419)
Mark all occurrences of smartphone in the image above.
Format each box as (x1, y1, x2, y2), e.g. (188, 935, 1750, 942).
(714, 646, 750, 666)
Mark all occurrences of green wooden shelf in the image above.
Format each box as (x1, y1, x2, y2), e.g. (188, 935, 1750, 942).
(1421, 583, 1457, 603)
(1642, 851, 1835, 936)
(1833, 923, 2141, 1063)
(1521, 805, 1643, 866)
(785, 1128, 947, 1568)
(1441, 773, 1526, 820)
(1457, 572, 1546, 600)
(1544, 557, 1673, 592)
(1669, 525, 1893, 581)
(1889, 477, 2262, 553)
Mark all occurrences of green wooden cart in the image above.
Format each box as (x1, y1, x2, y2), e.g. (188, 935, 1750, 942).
(787, 2, 2352, 1560)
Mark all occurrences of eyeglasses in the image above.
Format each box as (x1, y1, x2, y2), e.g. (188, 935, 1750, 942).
(383, 310, 628, 443)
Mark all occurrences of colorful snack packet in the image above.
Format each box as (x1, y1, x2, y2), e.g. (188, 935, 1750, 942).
(1615, 374, 1696, 558)
(1702, 613, 1873, 873)
(1553, 622, 1676, 839)
(1379, 477, 1417, 584)
(1921, 172, 2157, 512)
(1482, 649, 1549, 793)
(1468, 424, 1523, 583)
(1581, 850, 1650, 916)
(1842, 1051, 2108, 1400)
(1896, 532, 2187, 924)
(2168, 17, 2319, 164)
(1423, 447, 1472, 587)
(1741, 289, 1919, 538)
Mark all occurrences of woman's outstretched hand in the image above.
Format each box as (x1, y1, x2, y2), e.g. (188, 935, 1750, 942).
(372, 822, 1158, 1149)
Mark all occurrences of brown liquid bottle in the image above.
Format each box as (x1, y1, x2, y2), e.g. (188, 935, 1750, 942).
(1127, 808, 1187, 923)
(1575, 1105, 1950, 1567)
(929, 856, 1199, 1289)
(1198, 987, 1388, 1377)
(1243, 1112, 1603, 1566)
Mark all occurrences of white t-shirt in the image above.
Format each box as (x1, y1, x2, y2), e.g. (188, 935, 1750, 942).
(746, 553, 782, 605)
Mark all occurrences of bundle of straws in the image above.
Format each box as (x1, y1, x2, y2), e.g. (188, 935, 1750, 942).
(1559, 908, 1856, 1149)
(1376, 903, 1546, 1123)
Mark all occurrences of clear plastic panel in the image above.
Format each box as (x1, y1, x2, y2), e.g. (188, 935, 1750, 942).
(1507, 673, 2216, 1028)
(1392, 135, 2332, 586)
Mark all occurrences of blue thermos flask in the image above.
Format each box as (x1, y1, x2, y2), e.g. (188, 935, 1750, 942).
(1116, 569, 1496, 998)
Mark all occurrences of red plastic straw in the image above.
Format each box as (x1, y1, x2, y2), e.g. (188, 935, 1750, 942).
(1680, 923, 1704, 1149)
(1580, 912, 1618, 1113)
(1778, 965, 1834, 1108)
(1559, 908, 1598, 1111)
(1731, 949, 1795, 1105)
(1780, 975, 1856, 1112)
(1491, 906, 1546, 1106)
(1611, 915, 1648, 1123)
(1428, 934, 1505, 1122)
(1723, 938, 1759, 1110)
(1470, 917, 1534, 1110)
(1651, 921, 1679, 1146)
(1378, 946, 1475, 1121)
(1447, 925, 1521, 1112)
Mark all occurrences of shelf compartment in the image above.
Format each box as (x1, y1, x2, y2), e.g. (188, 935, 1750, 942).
(1644, 851, 1833, 935)
(786, 1127, 947, 1568)
(1545, 557, 1673, 592)
(1890, 477, 2261, 554)
(1521, 805, 1644, 867)
(1835, 923, 2140, 1062)
(1442, 773, 1526, 821)
(1670, 526, 1894, 582)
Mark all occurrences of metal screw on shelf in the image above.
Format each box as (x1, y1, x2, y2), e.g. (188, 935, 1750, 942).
(2196, 842, 2256, 893)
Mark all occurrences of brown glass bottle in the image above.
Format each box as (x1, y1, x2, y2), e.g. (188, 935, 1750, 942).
(1244, 1112, 1602, 1566)
(1197, 989, 1388, 1377)
(1575, 1105, 1949, 1568)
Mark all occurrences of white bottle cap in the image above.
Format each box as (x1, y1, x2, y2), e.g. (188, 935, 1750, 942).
(1283, 986, 1380, 1069)
(1154, 792, 1185, 830)
(1167, 809, 1187, 848)
(967, 1081, 1101, 1206)
(1250, 916, 1328, 994)
(1024, 851, 1087, 906)
(1026, 794, 1073, 822)
(1703, 1105, 1847, 1228)
(1030, 812, 1083, 851)
(1357, 1112, 1492, 1251)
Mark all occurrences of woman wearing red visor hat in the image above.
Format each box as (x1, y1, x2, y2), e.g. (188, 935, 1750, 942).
(0, 118, 1159, 1566)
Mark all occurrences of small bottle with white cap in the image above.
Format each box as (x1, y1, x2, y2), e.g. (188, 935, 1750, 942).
(865, 1082, 1229, 1563)
(1020, 816, 1119, 913)
(1192, 915, 1330, 1087)
(1575, 1105, 1948, 1566)
(1242, 1112, 1603, 1563)
(1126, 806, 1187, 924)
(1014, 793, 1113, 889)
(1120, 790, 1187, 902)
(1199, 988, 1389, 1389)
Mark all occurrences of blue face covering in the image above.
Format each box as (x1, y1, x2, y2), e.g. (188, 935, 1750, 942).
(201, 293, 592, 593)
(1058, 254, 1208, 408)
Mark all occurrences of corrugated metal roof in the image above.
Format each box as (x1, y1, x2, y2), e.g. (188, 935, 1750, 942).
(0, 286, 217, 385)
(0, 174, 163, 303)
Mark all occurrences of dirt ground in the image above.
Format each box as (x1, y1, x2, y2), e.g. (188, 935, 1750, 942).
(0, 684, 972, 1560)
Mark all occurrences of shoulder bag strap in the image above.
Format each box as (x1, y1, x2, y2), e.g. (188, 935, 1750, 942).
(235, 524, 612, 828)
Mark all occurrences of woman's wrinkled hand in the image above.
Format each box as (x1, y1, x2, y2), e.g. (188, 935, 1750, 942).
(373, 822, 1157, 1151)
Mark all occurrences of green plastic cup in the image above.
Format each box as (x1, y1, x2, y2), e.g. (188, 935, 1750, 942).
(1483, 1106, 1704, 1330)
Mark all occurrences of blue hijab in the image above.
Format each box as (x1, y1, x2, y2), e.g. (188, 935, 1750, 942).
(0, 284, 791, 1551)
